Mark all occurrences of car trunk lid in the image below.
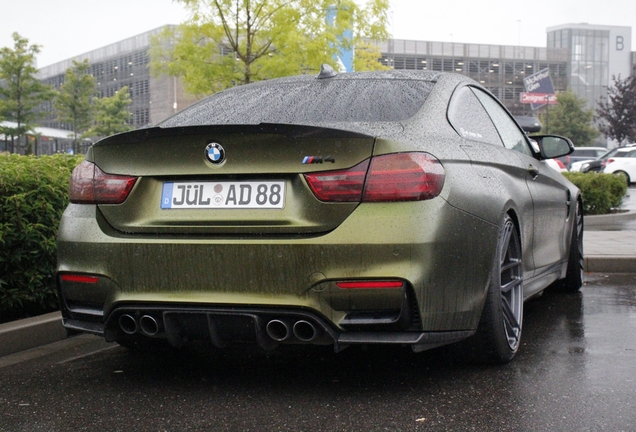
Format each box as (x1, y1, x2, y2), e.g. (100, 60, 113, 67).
(91, 124, 376, 236)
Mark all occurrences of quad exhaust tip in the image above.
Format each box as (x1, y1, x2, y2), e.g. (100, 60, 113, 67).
(117, 312, 325, 345)
(118, 314, 138, 335)
(139, 315, 160, 336)
(293, 320, 319, 342)
(266, 319, 321, 342)
(119, 314, 161, 336)
(266, 319, 291, 341)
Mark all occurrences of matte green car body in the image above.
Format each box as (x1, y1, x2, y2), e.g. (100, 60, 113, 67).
(57, 71, 580, 356)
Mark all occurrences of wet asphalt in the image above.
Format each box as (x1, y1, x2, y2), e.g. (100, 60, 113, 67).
(1, 274, 635, 431)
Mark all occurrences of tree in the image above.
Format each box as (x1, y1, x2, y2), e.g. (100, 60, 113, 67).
(86, 86, 133, 138)
(54, 59, 96, 153)
(354, 40, 390, 72)
(150, 0, 390, 96)
(539, 90, 598, 146)
(0, 33, 54, 153)
(596, 74, 636, 146)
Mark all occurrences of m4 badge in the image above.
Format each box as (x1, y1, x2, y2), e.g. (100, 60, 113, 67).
(302, 156, 335, 164)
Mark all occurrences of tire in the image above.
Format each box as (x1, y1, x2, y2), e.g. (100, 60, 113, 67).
(552, 199, 584, 292)
(466, 215, 524, 364)
(615, 171, 631, 186)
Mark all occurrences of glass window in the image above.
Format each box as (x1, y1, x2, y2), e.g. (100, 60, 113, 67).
(160, 78, 435, 127)
(470, 88, 533, 156)
(447, 86, 503, 146)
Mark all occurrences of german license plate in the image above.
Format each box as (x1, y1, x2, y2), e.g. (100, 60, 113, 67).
(161, 181, 285, 209)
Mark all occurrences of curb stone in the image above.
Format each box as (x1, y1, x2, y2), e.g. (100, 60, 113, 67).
(585, 209, 636, 227)
(0, 311, 66, 357)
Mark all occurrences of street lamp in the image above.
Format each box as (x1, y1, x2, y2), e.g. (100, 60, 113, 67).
(544, 94, 550, 133)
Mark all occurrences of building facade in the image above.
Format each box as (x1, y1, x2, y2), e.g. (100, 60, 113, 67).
(378, 39, 570, 117)
(37, 26, 198, 132)
(547, 23, 632, 111)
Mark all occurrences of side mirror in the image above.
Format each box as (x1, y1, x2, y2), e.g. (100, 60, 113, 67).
(530, 135, 574, 160)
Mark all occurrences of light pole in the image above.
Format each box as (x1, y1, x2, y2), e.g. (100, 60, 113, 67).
(544, 95, 550, 133)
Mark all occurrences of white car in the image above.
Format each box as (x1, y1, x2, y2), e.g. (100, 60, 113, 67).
(571, 145, 636, 173)
(603, 147, 636, 184)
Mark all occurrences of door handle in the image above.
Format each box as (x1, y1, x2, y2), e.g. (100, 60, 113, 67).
(528, 165, 539, 179)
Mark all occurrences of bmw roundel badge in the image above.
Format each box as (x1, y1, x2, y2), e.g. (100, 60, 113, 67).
(205, 142, 226, 164)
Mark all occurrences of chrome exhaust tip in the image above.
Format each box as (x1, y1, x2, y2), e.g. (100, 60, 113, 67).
(293, 320, 319, 342)
(119, 314, 138, 335)
(266, 319, 291, 342)
(139, 315, 160, 336)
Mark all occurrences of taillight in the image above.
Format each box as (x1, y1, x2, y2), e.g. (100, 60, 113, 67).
(606, 158, 615, 164)
(69, 160, 137, 204)
(363, 153, 445, 201)
(304, 153, 444, 202)
(304, 159, 369, 202)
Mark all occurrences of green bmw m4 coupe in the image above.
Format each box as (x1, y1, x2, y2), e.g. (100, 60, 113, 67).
(57, 68, 582, 363)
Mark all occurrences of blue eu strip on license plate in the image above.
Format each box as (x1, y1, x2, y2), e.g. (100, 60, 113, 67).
(161, 181, 285, 209)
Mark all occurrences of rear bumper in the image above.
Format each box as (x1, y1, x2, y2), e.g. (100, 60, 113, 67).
(57, 199, 498, 347)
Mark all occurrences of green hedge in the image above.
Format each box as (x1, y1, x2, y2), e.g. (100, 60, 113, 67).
(0, 153, 84, 323)
(563, 172, 628, 215)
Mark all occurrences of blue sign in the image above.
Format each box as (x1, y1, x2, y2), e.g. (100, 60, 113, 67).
(326, 6, 353, 72)
(523, 68, 555, 110)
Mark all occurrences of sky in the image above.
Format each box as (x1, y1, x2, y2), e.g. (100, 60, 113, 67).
(1, 0, 635, 68)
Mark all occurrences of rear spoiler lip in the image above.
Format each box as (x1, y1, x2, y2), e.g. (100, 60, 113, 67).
(93, 123, 376, 147)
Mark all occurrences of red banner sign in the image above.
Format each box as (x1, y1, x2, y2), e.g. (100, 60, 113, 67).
(520, 93, 558, 105)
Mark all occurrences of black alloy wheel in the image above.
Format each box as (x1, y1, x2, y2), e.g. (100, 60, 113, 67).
(467, 214, 523, 364)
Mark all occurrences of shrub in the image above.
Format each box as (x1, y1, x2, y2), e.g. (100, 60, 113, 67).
(563, 172, 628, 215)
(0, 153, 84, 323)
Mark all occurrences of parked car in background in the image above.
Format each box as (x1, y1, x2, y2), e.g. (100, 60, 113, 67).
(57, 69, 581, 364)
(571, 145, 636, 173)
(562, 147, 607, 170)
(603, 148, 636, 184)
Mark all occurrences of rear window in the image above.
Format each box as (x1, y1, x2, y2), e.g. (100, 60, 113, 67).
(159, 79, 434, 127)
(614, 150, 636, 157)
